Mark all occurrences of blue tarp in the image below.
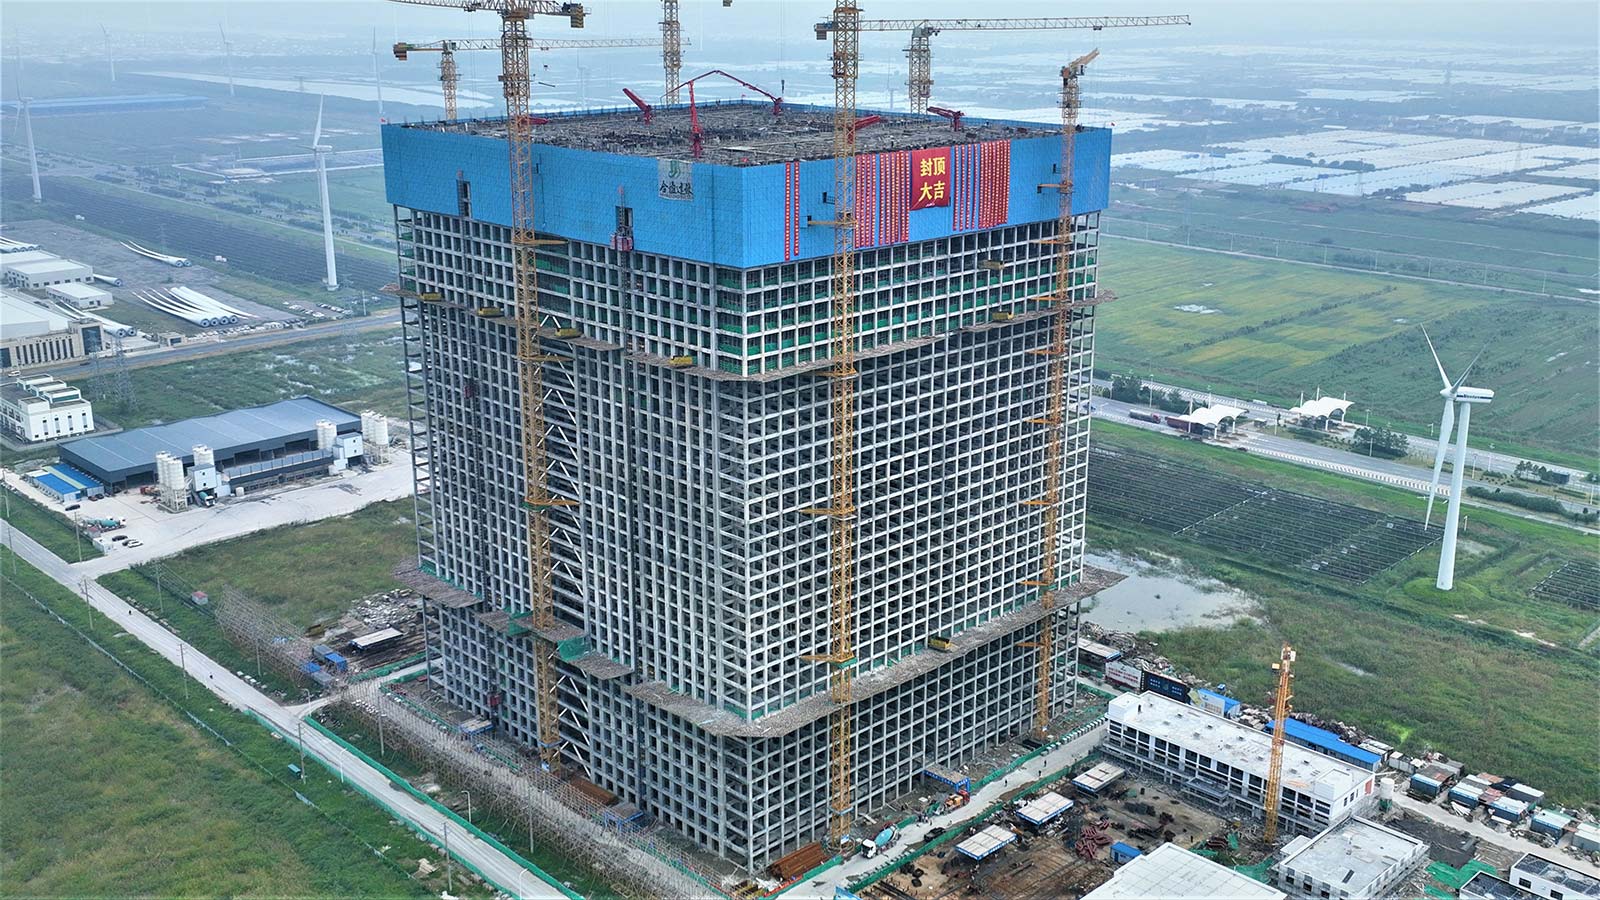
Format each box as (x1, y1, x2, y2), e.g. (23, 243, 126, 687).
(1266, 718, 1382, 769)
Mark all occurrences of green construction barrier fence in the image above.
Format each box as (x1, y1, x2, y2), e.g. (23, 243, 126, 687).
(290, 713, 585, 900)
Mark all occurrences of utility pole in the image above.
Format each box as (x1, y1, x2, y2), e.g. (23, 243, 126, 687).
(460, 790, 473, 824)
(443, 821, 454, 894)
(297, 719, 306, 779)
(179, 643, 190, 700)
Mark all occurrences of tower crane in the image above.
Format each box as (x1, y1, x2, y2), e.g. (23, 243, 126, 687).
(395, 36, 670, 121)
(1264, 644, 1297, 843)
(1020, 48, 1109, 738)
(385, 0, 585, 772)
(799, 0, 861, 850)
(814, 15, 1189, 113)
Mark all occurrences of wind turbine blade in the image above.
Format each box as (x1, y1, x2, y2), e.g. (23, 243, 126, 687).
(312, 95, 324, 148)
(1452, 348, 1486, 390)
(1420, 326, 1450, 390)
(1425, 399, 1455, 529)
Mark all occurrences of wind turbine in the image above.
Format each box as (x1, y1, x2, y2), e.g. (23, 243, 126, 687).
(1421, 328, 1493, 591)
(102, 25, 117, 82)
(310, 97, 338, 291)
(372, 30, 386, 122)
(219, 25, 235, 97)
(22, 97, 42, 202)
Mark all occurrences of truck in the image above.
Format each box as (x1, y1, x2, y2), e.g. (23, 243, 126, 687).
(1127, 409, 1162, 424)
(862, 825, 897, 858)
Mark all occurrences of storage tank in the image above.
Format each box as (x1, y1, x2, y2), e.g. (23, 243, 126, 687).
(192, 445, 215, 469)
(315, 419, 337, 451)
(361, 410, 389, 447)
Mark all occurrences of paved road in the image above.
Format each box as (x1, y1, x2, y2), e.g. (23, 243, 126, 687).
(1390, 787, 1600, 879)
(1091, 394, 1597, 530)
(0, 521, 564, 900)
(1095, 376, 1590, 481)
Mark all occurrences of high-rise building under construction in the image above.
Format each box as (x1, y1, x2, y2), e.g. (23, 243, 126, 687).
(384, 102, 1111, 870)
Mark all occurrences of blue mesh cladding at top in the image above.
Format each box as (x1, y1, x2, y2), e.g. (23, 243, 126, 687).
(383, 113, 1110, 269)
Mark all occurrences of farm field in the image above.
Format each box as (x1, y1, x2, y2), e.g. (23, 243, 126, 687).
(0, 172, 395, 294)
(0, 551, 452, 900)
(240, 166, 393, 230)
(68, 332, 405, 429)
(1087, 421, 1600, 806)
(1095, 239, 1600, 464)
(1108, 176, 1599, 288)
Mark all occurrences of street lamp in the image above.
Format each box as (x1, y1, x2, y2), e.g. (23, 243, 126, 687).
(460, 790, 472, 825)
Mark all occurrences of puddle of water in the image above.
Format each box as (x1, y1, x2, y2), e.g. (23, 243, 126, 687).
(1083, 551, 1261, 632)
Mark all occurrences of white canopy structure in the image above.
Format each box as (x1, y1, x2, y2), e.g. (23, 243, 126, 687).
(1290, 396, 1354, 424)
(1176, 404, 1247, 431)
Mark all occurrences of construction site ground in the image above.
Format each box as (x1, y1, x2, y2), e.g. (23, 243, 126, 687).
(864, 776, 1241, 900)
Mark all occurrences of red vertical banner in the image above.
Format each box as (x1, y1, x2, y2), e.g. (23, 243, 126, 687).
(889, 151, 910, 243)
(911, 147, 951, 211)
(978, 140, 1011, 228)
(793, 160, 806, 257)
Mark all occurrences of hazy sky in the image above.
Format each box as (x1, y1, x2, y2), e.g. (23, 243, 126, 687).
(6, 0, 1598, 49)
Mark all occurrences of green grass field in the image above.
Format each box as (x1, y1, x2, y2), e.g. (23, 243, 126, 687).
(0, 550, 462, 899)
(0, 486, 102, 561)
(1089, 422, 1600, 806)
(135, 498, 417, 628)
(1096, 239, 1600, 465)
(70, 332, 405, 429)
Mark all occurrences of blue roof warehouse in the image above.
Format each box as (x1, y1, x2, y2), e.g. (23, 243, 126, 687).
(59, 397, 362, 487)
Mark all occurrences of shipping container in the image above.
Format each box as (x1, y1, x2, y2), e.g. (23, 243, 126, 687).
(1489, 798, 1528, 822)
(1409, 774, 1443, 799)
(1529, 810, 1571, 837)
(1505, 783, 1544, 806)
(1449, 785, 1484, 808)
(1111, 842, 1142, 864)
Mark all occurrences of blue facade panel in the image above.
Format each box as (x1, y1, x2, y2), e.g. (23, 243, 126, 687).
(383, 112, 1110, 269)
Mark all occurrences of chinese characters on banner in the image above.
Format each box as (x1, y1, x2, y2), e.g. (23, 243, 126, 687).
(910, 147, 950, 210)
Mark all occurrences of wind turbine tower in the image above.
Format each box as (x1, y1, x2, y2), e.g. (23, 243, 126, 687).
(372, 30, 386, 121)
(22, 98, 42, 202)
(102, 26, 117, 82)
(219, 26, 235, 96)
(1422, 329, 1493, 590)
(310, 97, 338, 291)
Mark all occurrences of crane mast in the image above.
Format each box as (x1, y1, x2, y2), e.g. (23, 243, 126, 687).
(802, 0, 861, 849)
(1264, 644, 1297, 843)
(1020, 48, 1097, 738)
(662, 1, 683, 102)
(440, 44, 460, 120)
(387, 0, 584, 772)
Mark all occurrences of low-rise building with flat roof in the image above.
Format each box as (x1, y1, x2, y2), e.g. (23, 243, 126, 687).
(1462, 872, 1541, 900)
(1, 375, 95, 442)
(2, 258, 93, 289)
(1104, 692, 1378, 836)
(47, 282, 112, 309)
(1510, 854, 1600, 900)
(1084, 842, 1287, 900)
(1274, 816, 1428, 900)
(0, 290, 100, 368)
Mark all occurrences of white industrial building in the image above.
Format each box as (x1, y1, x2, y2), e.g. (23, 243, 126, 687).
(1104, 692, 1378, 836)
(3, 258, 94, 289)
(1084, 842, 1287, 900)
(1274, 816, 1428, 900)
(0, 289, 100, 368)
(1509, 854, 1600, 900)
(0, 375, 95, 443)
(47, 282, 112, 309)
